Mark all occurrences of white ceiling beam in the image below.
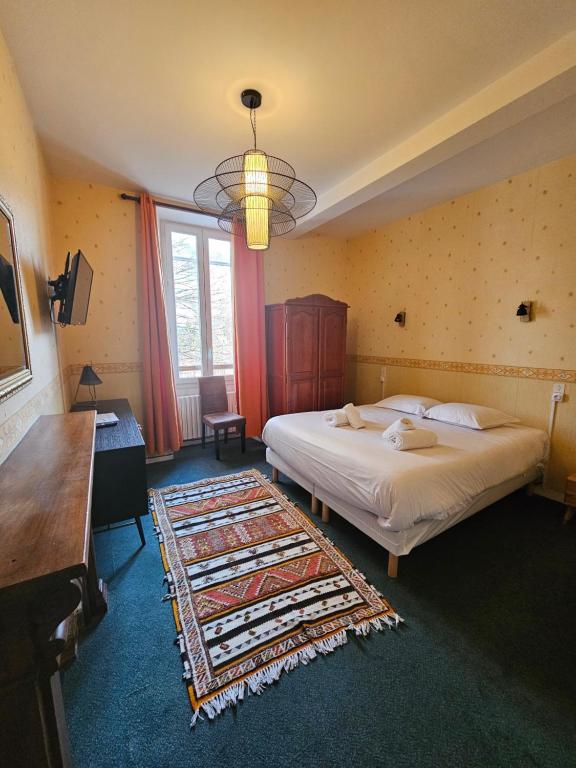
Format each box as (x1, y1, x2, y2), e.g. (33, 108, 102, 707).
(298, 29, 576, 234)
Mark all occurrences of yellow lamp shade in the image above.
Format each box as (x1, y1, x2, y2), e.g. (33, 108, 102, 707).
(243, 150, 269, 250)
(193, 89, 317, 249)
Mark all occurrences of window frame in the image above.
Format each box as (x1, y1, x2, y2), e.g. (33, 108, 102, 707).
(160, 219, 234, 394)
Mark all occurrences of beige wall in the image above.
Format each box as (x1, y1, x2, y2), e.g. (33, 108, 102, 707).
(345, 152, 576, 491)
(45, 155, 576, 489)
(49, 183, 352, 427)
(50, 178, 144, 423)
(264, 234, 354, 396)
(264, 234, 349, 306)
(0, 29, 63, 465)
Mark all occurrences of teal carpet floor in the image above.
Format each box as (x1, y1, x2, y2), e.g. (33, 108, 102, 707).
(63, 440, 576, 768)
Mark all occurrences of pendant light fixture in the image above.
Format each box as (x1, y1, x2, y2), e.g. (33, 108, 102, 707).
(194, 89, 317, 250)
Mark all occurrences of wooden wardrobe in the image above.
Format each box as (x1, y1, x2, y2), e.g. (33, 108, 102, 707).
(265, 294, 348, 416)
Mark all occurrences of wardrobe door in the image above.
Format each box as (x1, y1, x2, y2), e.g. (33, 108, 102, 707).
(265, 306, 287, 417)
(318, 306, 347, 410)
(285, 305, 319, 413)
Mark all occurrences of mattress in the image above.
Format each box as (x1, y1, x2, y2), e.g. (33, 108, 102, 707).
(262, 406, 548, 532)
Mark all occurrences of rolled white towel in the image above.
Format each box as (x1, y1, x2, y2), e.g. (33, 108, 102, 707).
(383, 428, 438, 451)
(382, 417, 414, 438)
(324, 409, 349, 427)
(343, 403, 365, 429)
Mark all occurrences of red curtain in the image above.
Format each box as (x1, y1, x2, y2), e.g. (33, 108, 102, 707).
(233, 231, 269, 437)
(139, 193, 182, 455)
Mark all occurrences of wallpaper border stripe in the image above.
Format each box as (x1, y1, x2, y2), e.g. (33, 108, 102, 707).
(0, 373, 63, 464)
(62, 358, 575, 384)
(348, 355, 576, 383)
(65, 362, 143, 377)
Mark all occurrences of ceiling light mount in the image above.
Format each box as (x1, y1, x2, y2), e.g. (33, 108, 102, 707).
(241, 89, 262, 110)
(194, 88, 316, 250)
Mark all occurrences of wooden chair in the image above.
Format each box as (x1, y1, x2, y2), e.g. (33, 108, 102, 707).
(198, 376, 246, 461)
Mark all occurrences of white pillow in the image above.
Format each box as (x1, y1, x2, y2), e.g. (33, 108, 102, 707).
(424, 402, 520, 430)
(375, 394, 442, 416)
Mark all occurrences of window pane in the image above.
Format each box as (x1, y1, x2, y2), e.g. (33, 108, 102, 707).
(208, 237, 234, 376)
(171, 231, 202, 378)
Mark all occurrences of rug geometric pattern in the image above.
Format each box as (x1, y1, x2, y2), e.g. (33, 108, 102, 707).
(150, 469, 402, 725)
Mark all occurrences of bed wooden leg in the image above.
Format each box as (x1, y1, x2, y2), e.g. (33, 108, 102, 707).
(387, 554, 399, 578)
(321, 502, 330, 523)
(311, 494, 319, 515)
(271, 467, 279, 483)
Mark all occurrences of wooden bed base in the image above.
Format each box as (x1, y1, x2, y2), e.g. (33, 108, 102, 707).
(271, 465, 400, 578)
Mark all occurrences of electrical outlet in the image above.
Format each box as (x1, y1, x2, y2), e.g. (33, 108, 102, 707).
(552, 383, 565, 402)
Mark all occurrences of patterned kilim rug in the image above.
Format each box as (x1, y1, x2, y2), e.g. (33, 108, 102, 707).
(150, 469, 402, 725)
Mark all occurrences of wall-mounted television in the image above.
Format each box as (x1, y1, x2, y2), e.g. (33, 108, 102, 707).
(48, 250, 93, 326)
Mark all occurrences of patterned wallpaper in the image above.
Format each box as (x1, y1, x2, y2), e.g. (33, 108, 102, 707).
(344, 152, 576, 490)
(46, 152, 576, 486)
(345, 153, 576, 370)
(51, 178, 141, 366)
(0, 28, 63, 465)
(264, 234, 349, 307)
(50, 178, 144, 421)
(49, 183, 352, 424)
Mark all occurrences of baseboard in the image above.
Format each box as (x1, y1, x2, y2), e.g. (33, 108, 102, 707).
(146, 453, 174, 464)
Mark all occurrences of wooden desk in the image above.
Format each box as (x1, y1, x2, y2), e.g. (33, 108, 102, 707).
(71, 399, 148, 545)
(0, 411, 107, 768)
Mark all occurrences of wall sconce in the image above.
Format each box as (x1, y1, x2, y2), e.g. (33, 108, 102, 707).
(516, 301, 532, 322)
(394, 311, 406, 327)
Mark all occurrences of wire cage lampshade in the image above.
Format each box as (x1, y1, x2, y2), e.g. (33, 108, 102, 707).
(193, 89, 317, 250)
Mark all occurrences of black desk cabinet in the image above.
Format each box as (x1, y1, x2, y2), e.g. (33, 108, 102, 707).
(71, 398, 148, 544)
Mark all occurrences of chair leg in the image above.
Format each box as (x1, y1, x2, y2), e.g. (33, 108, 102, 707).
(135, 516, 146, 546)
(241, 423, 246, 453)
(201, 422, 206, 449)
(214, 429, 220, 460)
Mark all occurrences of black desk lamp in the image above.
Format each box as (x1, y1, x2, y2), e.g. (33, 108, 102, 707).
(75, 364, 102, 404)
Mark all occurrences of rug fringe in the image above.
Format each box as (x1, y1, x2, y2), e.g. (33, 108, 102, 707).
(189, 613, 401, 727)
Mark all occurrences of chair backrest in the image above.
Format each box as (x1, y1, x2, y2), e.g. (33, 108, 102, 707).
(198, 376, 228, 416)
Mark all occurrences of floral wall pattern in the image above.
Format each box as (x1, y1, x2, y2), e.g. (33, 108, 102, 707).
(0, 29, 63, 465)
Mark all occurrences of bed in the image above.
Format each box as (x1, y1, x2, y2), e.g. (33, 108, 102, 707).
(262, 405, 548, 577)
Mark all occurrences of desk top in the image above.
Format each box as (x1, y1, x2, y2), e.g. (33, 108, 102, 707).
(72, 398, 144, 452)
(0, 411, 95, 595)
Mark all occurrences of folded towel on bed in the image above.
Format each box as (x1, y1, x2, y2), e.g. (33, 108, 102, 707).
(383, 427, 438, 450)
(343, 403, 365, 429)
(324, 409, 349, 427)
(382, 417, 414, 437)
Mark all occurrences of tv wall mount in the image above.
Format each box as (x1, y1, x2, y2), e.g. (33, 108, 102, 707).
(47, 251, 71, 326)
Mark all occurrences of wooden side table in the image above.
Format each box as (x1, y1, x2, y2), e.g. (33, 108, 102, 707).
(564, 472, 576, 524)
(71, 398, 148, 544)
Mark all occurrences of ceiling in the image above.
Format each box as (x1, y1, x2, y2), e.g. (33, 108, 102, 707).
(1, 0, 576, 237)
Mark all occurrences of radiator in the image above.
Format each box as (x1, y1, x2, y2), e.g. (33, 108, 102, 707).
(177, 391, 237, 441)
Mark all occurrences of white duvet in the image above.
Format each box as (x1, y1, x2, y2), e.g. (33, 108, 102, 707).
(262, 406, 548, 532)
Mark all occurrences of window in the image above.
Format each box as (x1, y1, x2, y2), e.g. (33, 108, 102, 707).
(160, 220, 234, 387)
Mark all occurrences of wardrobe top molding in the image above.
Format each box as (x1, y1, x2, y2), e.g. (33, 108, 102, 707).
(266, 294, 349, 309)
